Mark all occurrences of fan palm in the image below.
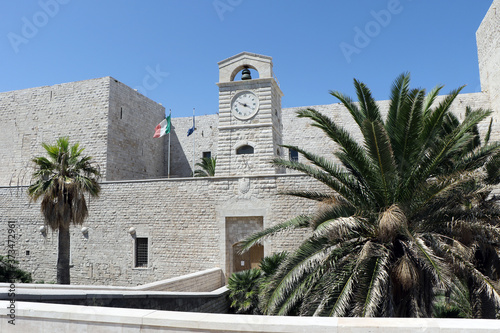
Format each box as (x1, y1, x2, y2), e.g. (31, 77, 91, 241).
(228, 251, 288, 314)
(28, 137, 100, 284)
(194, 156, 217, 177)
(240, 73, 500, 317)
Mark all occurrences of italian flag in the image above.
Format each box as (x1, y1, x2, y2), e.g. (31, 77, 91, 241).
(153, 115, 171, 138)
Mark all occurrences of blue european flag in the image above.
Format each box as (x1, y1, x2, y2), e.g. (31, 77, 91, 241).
(187, 114, 195, 136)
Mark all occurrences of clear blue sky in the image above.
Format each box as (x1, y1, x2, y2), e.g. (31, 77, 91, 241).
(0, 1, 493, 118)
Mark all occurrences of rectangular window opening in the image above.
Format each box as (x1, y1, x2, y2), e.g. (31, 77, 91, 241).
(135, 237, 148, 268)
(289, 148, 299, 162)
(203, 151, 211, 159)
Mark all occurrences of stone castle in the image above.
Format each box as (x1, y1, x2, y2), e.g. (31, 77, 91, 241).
(1, 1, 499, 285)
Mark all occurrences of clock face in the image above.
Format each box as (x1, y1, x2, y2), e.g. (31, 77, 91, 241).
(231, 91, 259, 120)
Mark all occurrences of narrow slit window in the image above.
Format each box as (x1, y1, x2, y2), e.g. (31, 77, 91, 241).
(236, 145, 254, 155)
(135, 237, 148, 268)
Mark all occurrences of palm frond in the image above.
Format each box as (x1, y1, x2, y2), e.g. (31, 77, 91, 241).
(239, 215, 310, 253)
(361, 119, 397, 206)
(261, 237, 333, 315)
(354, 78, 381, 123)
(386, 72, 411, 138)
(355, 245, 390, 317)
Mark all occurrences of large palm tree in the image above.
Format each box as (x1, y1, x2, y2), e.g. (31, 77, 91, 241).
(241, 73, 500, 317)
(28, 137, 100, 284)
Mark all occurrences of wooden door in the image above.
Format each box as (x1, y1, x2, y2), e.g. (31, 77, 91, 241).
(232, 243, 264, 273)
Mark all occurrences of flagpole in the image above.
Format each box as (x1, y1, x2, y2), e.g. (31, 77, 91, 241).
(168, 109, 171, 178)
(192, 107, 195, 177)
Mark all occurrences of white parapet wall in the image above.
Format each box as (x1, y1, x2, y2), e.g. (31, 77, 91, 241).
(1, 301, 500, 333)
(0, 268, 225, 293)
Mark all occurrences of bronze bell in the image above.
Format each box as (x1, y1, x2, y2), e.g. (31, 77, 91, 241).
(241, 68, 252, 80)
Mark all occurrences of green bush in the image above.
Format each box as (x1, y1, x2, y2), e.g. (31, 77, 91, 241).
(0, 255, 32, 283)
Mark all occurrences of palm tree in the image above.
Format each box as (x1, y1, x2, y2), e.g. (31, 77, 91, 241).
(194, 156, 216, 177)
(228, 268, 262, 314)
(228, 251, 288, 314)
(240, 73, 500, 317)
(28, 137, 100, 284)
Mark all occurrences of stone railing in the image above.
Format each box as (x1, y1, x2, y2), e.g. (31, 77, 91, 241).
(0, 268, 228, 313)
(2, 301, 500, 333)
(0, 267, 224, 293)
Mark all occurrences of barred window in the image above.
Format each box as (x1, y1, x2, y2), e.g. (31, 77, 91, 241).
(135, 237, 148, 268)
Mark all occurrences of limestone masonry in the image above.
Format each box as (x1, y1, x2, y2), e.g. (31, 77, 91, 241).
(1, 1, 499, 285)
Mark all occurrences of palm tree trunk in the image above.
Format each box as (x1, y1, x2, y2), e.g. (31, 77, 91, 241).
(57, 226, 71, 284)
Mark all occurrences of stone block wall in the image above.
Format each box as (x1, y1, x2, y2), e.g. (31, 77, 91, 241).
(477, 0, 500, 135)
(217, 79, 283, 176)
(139, 268, 225, 292)
(0, 77, 110, 186)
(0, 76, 167, 186)
(281, 91, 496, 172)
(169, 114, 219, 178)
(106, 78, 165, 180)
(0, 174, 327, 286)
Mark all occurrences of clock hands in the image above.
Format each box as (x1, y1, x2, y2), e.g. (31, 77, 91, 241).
(232, 91, 258, 120)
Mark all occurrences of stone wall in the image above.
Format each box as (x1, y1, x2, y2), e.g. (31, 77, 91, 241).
(4, 288, 230, 314)
(281, 92, 496, 171)
(0, 174, 326, 286)
(169, 114, 219, 178)
(477, 0, 500, 131)
(217, 78, 283, 176)
(107, 78, 165, 180)
(0, 76, 166, 186)
(3, 301, 500, 333)
(0, 77, 110, 186)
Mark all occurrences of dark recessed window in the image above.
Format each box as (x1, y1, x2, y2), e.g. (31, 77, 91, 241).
(236, 145, 254, 155)
(203, 151, 211, 159)
(289, 149, 299, 162)
(135, 237, 148, 268)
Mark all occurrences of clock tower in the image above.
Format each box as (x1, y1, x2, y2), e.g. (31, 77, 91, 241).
(216, 52, 284, 176)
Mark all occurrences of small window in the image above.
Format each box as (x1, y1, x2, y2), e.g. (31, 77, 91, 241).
(236, 145, 254, 155)
(203, 151, 211, 159)
(135, 237, 148, 268)
(289, 149, 299, 162)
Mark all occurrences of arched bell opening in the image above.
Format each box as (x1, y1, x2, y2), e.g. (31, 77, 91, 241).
(230, 66, 260, 82)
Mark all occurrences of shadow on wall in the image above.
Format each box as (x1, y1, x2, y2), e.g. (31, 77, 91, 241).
(169, 126, 193, 178)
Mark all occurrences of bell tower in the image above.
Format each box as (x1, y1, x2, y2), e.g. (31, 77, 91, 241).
(216, 52, 284, 176)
